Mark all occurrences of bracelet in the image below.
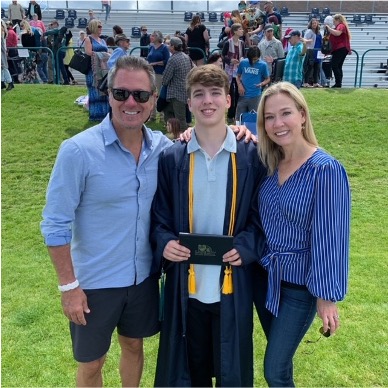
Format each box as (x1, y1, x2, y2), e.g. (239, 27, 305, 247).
(58, 279, 79, 292)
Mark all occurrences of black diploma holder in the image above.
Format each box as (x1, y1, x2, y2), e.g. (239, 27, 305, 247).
(179, 232, 234, 265)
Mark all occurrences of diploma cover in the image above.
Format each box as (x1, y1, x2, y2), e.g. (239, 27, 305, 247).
(179, 232, 233, 265)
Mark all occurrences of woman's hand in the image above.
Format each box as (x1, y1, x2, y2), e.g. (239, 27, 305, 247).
(317, 298, 341, 336)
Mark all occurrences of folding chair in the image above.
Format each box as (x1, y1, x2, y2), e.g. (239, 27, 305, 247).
(68, 9, 77, 19)
(77, 17, 88, 29)
(131, 27, 141, 38)
(271, 57, 285, 82)
(64, 17, 75, 29)
(352, 14, 362, 24)
(280, 7, 290, 16)
(208, 12, 218, 22)
(364, 14, 374, 24)
(55, 9, 65, 20)
(184, 12, 193, 22)
(240, 110, 257, 136)
(196, 12, 205, 21)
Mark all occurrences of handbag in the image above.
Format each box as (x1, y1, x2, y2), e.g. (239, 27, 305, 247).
(69, 38, 91, 75)
(156, 85, 169, 112)
(98, 73, 108, 95)
(217, 36, 228, 49)
(321, 37, 332, 55)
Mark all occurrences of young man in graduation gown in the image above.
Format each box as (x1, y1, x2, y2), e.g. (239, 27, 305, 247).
(150, 64, 267, 387)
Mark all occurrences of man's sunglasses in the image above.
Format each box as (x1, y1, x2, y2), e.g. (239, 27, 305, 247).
(319, 326, 331, 337)
(111, 89, 152, 103)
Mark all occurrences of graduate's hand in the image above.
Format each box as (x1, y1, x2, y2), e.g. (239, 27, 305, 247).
(223, 248, 242, 266)
(163, 240, 191, 262)
(230, 124, 258, 144)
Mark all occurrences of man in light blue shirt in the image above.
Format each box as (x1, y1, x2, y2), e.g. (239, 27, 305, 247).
(40, 56, 172, 387)
(107, 33, 130, 69)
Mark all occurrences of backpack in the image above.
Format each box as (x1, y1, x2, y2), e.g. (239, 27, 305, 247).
(321, 36, 332, 55)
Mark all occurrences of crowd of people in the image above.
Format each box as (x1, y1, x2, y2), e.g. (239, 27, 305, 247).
(2, 1, 352, 120)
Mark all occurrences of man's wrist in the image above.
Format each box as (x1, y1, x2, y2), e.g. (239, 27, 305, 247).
(58, 279, 79, 292)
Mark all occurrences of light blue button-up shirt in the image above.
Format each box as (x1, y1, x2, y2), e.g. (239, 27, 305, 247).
(187, 126, 237, 303)
(41, 115, 172, 289)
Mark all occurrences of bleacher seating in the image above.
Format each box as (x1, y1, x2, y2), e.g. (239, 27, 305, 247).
(1, 8, 5, 19)
(131, 26, 141, 38)
(220, 12, 225, 23)
(77, 17, 88, 29)
(37, 7, 388, 88)
(64, 17, 75, 29)
(364, 14, 374, 24)
(322, 7, 331, 16)
(184, 11, 192, 22)
(280, 6, 290, 16)
(208, 12, 218, 22)
(55, 9, 65, 20)
(68, 9, 77, 19)
(309, 13, 318, 21)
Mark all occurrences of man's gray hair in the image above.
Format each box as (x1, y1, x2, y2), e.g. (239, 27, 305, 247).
(107, 56, 156, 92)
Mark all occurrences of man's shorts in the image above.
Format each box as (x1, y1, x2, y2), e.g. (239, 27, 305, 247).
(70, 276, 160, 362)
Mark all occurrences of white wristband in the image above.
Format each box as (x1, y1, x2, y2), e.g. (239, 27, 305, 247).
(58, 279, 79, 292)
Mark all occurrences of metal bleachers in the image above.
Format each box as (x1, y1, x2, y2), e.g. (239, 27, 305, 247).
(40, 8, 388, 88)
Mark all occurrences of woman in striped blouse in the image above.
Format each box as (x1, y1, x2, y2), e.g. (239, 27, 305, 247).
(253, 81, 350, 387)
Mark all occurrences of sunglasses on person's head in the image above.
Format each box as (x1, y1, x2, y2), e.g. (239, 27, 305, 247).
(111, 89, 152, 103)
(142, 29, 147, 31)
(319, 327, 331, 338)
(98, 25, 102, 28)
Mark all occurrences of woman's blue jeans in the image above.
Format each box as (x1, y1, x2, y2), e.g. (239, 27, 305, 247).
(253, 264, 317, 387)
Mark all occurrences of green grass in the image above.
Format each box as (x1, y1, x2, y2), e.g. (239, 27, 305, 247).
(2, 85, 388, 387)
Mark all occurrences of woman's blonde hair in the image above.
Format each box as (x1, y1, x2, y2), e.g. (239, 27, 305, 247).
(20, 20, 33, 35)
(88, 19, 102, 35)
(333, 13, 352, 39)
(257, 82, 318, 175)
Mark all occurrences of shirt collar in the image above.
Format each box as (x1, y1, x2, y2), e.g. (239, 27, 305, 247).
(187, 126, 237, 154)
(101, 114, 153, 150)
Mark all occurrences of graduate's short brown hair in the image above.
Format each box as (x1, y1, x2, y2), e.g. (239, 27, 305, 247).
(186, 64, 229, 97)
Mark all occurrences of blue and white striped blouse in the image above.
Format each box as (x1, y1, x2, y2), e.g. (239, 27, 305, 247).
(259, 149, 351, 316)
